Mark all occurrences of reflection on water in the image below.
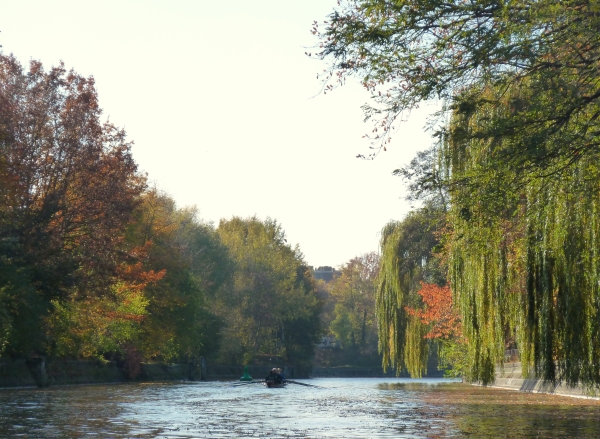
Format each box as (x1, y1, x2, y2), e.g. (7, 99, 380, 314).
(382, 382, 600, 438)
(0, 378, 599, 438)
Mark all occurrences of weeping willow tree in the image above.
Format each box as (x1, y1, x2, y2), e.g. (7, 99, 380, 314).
(376, 207, 445, 377)
(445, 76, 600, 386)
(449, 156, 600, 386)
(315, 0, 600, 387)
(381, 78, 600, 386)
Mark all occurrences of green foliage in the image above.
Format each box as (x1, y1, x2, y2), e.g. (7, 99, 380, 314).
(282, 267, 323, 375)
(438, 339, 469, 379)
(376, 206, 445, 377)
(319, 0, 600, 387)
(447, 140, 600, 385)
(0, 55, 322, 374)
(327, 252, 380, 357)
(215, 217, 322, 369)
(426, 60, 600, 385)
(0, 54, 145, 357)
(126, 189, 229, 363)
(47, 285, 148, 359)
(330, 304, 354, 348)
(317, 0, 600, 167)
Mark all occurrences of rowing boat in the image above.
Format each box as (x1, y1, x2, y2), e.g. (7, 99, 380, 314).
(264, 380, 287, 388)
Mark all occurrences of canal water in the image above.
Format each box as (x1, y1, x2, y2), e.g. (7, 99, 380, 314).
(1, 378, 599, 438)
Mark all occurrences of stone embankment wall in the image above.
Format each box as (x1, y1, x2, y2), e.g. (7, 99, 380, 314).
(2, 357, 444, 387)
(0, 357, 299, 387)
(0, 357, 204, 388)
(491, 362, 599, 399)
(0, 358, 126, 388)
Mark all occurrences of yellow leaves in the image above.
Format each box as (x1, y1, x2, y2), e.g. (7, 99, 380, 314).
(48, 284, 150, 358)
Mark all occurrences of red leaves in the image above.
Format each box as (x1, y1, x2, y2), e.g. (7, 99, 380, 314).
(405, 282, 462, 340)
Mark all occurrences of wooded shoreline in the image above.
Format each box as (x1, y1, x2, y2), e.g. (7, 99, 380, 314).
(4, 357, 597, 402)
(0, 357, 434, 388)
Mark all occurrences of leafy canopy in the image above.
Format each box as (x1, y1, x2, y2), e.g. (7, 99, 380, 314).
(316, 0, 600, 169)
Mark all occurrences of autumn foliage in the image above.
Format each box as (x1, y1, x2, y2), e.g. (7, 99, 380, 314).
(0, 53, 150, 357)
(405, 282, 462, 340)
(0, 54, 322, 376)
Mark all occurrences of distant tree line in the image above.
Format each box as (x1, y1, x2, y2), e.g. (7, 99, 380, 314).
(0, 54, 322, 376)
(317, 252, 381, 368)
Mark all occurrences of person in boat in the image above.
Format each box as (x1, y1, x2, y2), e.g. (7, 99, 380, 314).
(266, 367, 285, 385)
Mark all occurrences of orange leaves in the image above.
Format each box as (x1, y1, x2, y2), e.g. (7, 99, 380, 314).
(116, 261, 166, 293)
(405, 282, 462, 340)
(117, 242, 166, 292)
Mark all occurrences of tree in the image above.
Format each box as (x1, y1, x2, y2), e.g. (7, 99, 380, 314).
(0, 54, 145, 357)
(443, 100, 600, 385)
(319, 0, 600, 387)
(124, 189, 231, 363)
(376, 204, 446, 377)
(48, 188, 234, 369)
(406, 283, 461, 341)
(391, 78, 600, 386)
(328, 252, 379, 357)
(281, 264, 323, 376)
(393, 144, 449, 209)
(216, 217, 321, 373)
(315, 0, 600, 175)
(405, 282, 466, 378)
(47, 248, 164, 373)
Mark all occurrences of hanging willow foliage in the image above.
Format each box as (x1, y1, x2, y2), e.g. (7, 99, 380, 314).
(523, 159, 600, 387)
(377, 222, 409, 374)
(315, 0, 600, 387)
(376, 208, 444, 376)
(445, 79, 600, 387)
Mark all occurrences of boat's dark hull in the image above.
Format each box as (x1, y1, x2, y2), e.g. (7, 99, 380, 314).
(264, 381, 286, 388)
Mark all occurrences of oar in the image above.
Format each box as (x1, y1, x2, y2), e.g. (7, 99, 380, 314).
(285, 379, 321, 388)
(232, 380, 264, 387)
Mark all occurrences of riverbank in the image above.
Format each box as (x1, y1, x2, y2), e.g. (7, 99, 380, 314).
(0, 357, 305, 388)
(489, 362, 600, 399)
(3, 356, 598, 403)
(0, 357, 204, 388)
(310, 365, 445, 378)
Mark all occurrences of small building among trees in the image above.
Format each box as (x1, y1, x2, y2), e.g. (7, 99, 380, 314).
(310, 266, 341, 283)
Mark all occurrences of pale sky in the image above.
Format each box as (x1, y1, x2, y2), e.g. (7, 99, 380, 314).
(1, 0, 436, 268)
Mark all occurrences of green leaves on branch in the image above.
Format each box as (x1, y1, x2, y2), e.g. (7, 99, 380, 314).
(448, 149, 600, 386)
(327, 252, 380, 356)
(317, 0, 600, 166)
(215, 217, 321, 372)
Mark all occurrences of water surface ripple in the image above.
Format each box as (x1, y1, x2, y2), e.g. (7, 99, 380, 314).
(0, 378, 598, 438)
